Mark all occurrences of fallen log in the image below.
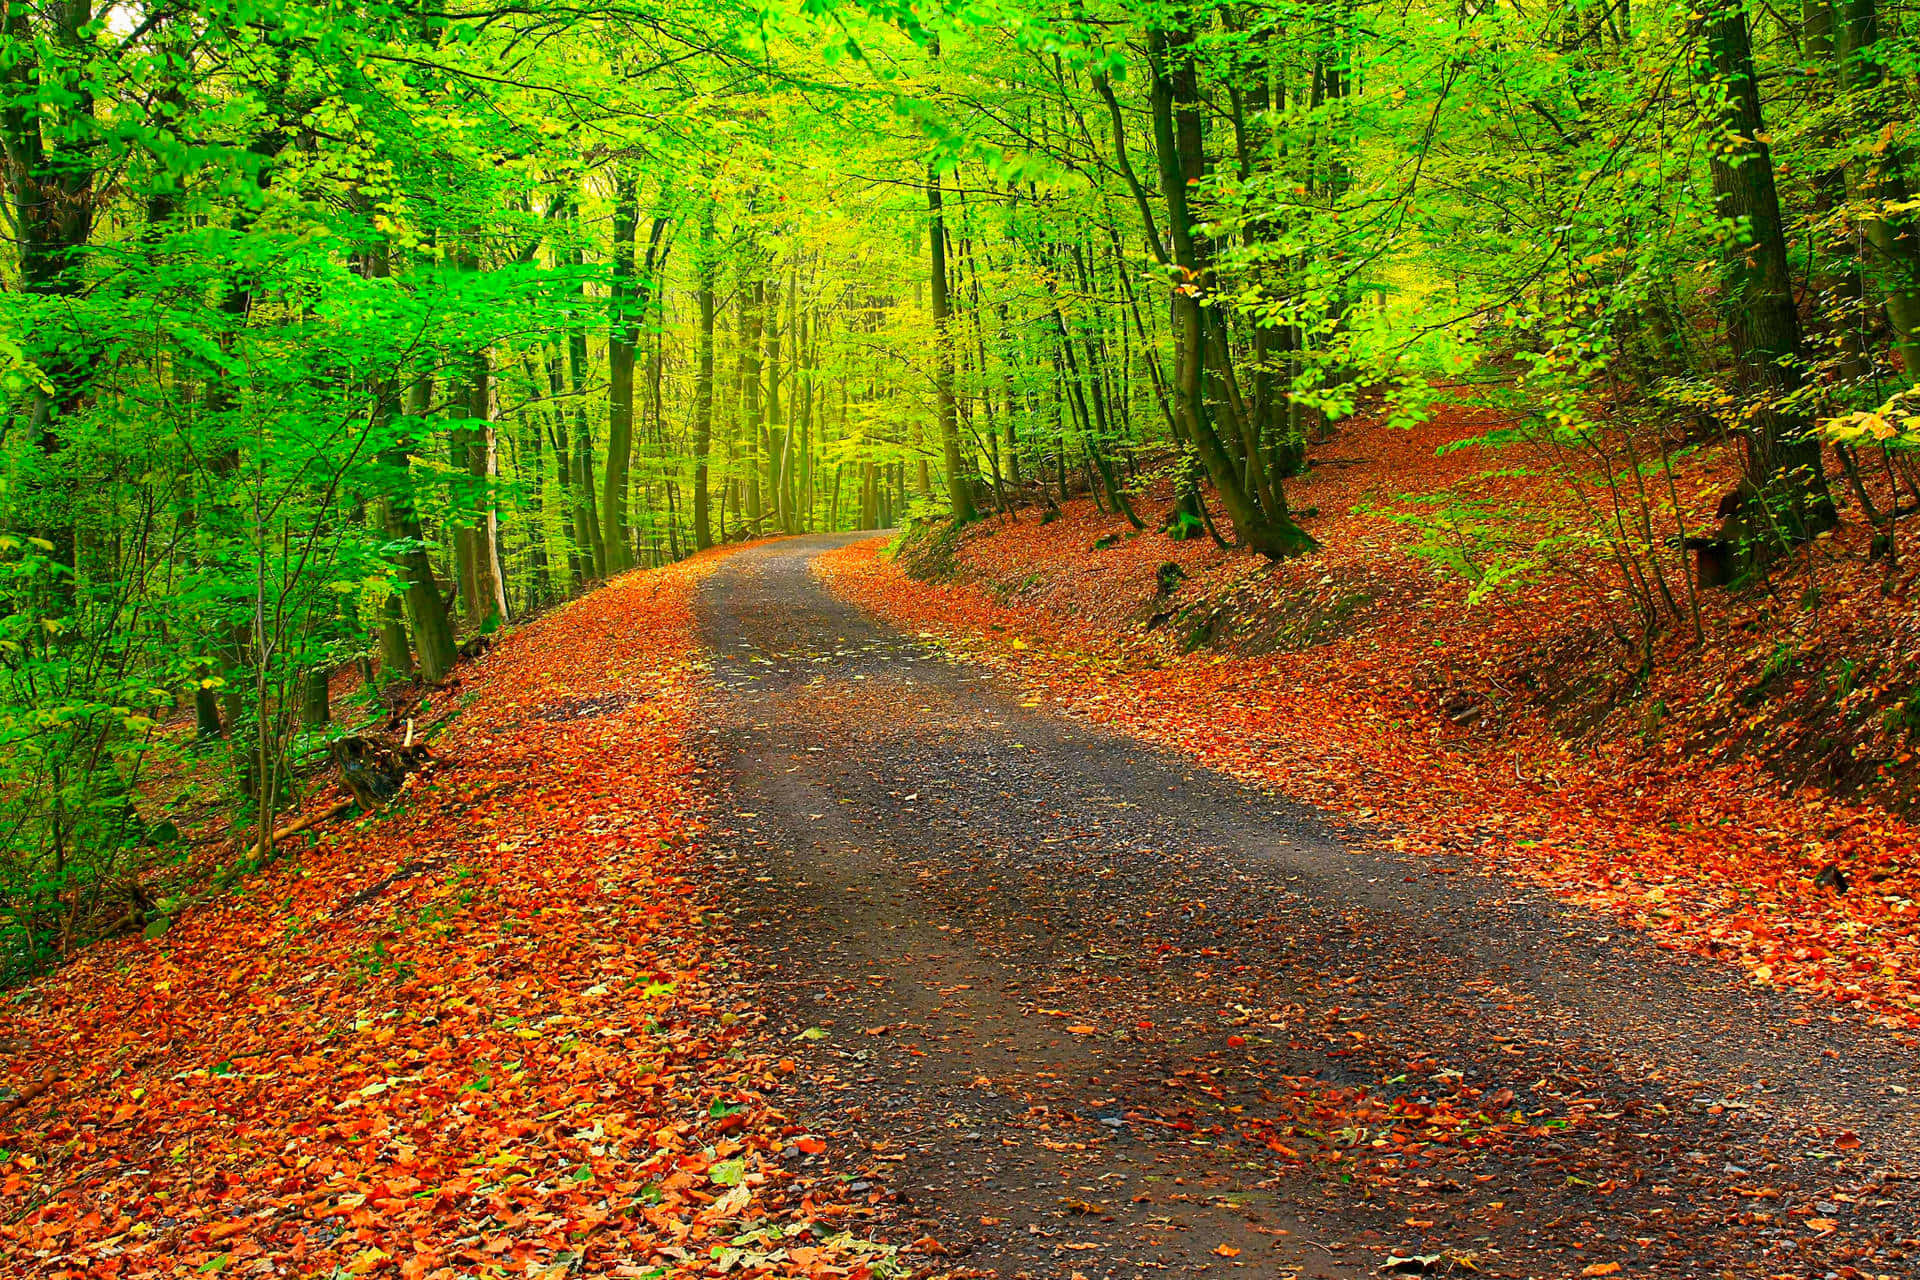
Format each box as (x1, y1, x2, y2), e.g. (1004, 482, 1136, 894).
(337, 858, 434, 913)
(254, 798, 356, 859)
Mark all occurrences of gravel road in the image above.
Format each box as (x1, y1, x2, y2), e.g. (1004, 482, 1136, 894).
(695, 534, 1920, 1279)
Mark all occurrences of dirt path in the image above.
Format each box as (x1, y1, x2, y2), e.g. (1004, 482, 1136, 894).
(695, 535, 1920, 1279)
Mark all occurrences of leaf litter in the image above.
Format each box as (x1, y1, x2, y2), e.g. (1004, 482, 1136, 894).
(0, 547, 896, 1280)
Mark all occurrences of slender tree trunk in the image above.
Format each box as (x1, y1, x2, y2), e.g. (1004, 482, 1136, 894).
(465, 350, 507, 628)
(543, 342, 586, 589)
(798, 303, 816, 529)
(766, 271, 789, 532)
(392, 370, 459, 682)
(694, 202, 716, 549)
(928, 154, 976, 522)
(1836, 0, 1920, 378)
(520, 374, 552, 609)
(558, 195, 601, 581)
(742, 279, 765, 527)
(603, 174, 640, 573)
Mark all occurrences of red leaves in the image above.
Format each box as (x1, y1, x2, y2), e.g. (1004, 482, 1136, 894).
(0, 547, 882, 1279)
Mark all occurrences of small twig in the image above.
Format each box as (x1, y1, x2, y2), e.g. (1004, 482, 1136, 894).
(337, 859, 434, 913)
(0, 1071, 59, 1121)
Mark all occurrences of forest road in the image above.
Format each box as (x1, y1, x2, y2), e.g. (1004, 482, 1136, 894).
(694, 533, 1920, 1280)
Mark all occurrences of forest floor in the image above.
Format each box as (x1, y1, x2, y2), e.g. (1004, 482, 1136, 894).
(0, 547, 894, 1280)
(7, 498, 1920, 1278)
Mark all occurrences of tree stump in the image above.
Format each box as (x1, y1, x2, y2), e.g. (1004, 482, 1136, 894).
(330, 733, 431, 810)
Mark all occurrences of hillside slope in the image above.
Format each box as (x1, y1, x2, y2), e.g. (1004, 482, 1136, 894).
(816, 403, 1920, 1034)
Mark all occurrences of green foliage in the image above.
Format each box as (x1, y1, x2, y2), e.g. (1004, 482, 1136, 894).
(1888, 688, 1920, 742)
(1824, 389, 1920, 452)
(347, 938, 415, 986)
(1366, 492, 1589, 607)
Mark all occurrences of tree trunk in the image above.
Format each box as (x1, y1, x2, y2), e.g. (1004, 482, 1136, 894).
(391, 370, 458, 682)
(928, 157, 977, 522)
(601, 192, 666, 572)
(742, 279, 766, 527)
(302, 668, 330, 727)
(377, 591, 413, 681)
(766, 271, 790, 532)
(3, 0, 98, 614)
(602, 174, 640, 574)
(465, 350, 507, 629)
(543, 342, 586, 589)
(1836, 0, 1920, 379)
(1146, 24, 1314, 558)
(694, 202, 717, 549)
(1701, 2, 1835, 538)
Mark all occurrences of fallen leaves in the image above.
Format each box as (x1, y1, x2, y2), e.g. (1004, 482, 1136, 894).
(813, 404, 1920, 1032)
(0, 547, 888, 1279)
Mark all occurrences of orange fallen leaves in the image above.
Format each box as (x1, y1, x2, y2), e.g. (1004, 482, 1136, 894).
(0, 547, 886, 1279)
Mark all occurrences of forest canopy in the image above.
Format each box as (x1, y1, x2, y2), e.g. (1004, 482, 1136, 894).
(4, 0, 1918, 976)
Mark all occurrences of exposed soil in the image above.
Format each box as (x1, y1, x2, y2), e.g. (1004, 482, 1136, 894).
(697, 534, 1920, 1280)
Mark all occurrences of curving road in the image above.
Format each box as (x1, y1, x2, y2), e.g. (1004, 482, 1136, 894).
(696, 534, 1920, 1279)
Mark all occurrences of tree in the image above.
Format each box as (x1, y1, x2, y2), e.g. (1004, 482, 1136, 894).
(1698, 0, 1835, 541)
(928, 157, 977, 523)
